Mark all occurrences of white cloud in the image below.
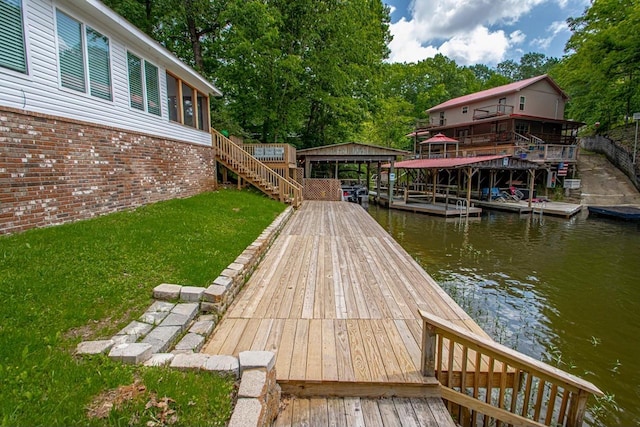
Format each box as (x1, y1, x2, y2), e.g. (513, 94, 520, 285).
(386, 0, 556, 65)
(531, 20, 568, 50)
(439, 26, 511, 65)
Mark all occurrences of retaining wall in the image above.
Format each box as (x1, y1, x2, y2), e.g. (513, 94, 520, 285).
(581, 135, 640, 191)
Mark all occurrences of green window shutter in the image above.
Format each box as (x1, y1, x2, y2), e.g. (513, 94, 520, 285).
(127, 52, 143, 110)
(56, 10, 85, 92)
(144, 61, 160, 116)
(0, 0, 27, 73)
(86, 27, 111, 100)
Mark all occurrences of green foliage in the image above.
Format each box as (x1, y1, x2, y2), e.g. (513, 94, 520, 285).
(0, 190, 284, 426)
(556, 0, 640, 131)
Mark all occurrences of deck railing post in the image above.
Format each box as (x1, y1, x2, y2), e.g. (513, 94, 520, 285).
(566, 390, 589, 427)
(421, 321, 436, 377)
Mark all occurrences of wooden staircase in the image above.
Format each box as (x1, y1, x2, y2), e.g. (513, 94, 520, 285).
(212, 130, 303, 207)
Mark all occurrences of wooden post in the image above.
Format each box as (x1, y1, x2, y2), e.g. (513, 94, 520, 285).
(465, 167, 475, 216)
(421, 321, 436, 377)
(432, 170, 437, 205)
(334, 161, 339, 179)
(389, 160, 395, 206)
(528, 169, 535, 208)
(305, 158, 311, 179)
(376, 161, 382, 202)
(566, 390, 589, 427)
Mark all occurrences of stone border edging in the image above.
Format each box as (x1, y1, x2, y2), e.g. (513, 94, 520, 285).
(75, 206, 294, 426)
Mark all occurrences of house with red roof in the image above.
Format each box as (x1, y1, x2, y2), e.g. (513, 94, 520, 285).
(415, 75, 582, 171)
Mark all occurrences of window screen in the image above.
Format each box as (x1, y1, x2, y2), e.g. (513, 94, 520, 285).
(86, 27, 111, 100)
(56, 10, 86, 92)
(127, 52, 144, 110)
(145, 61, 160, 116)
(0, 0, 27, 73)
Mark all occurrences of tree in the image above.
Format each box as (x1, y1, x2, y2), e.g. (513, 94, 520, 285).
(556, 0, 640, 131)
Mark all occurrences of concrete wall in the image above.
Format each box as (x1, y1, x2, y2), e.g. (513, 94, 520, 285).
(581, 135, 640, 191)
(0, 107, 216, 234)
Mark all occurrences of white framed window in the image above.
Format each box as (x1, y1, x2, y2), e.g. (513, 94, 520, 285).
(0, 0, 28, 74)
(55, 9, 112, 100)
(519, 96, 526, 111)
(127, 51, 161, 116)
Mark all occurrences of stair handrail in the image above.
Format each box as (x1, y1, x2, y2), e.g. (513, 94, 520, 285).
(212, 129, 302, 207)
(418, 309, 603, 427)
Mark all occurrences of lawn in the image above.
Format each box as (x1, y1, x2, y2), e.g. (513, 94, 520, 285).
(0, 188, 286, 426)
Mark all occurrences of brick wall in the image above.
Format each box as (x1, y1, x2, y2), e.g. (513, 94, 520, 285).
(0, 107, 217, 234)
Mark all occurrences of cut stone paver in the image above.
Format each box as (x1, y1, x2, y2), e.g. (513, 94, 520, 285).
(171, 303, 199, 319)
(213, 276, 233, 289)
(227, 398, 262, 427)
(159, 313, 192, 331)
(116, 320, 153, 340)
(237, 369, 267, 398)
(141, 325, 181, 353)
(76, 340, 114, 355)
(109, 343, 153, 364)
(203, 355, 239, 377)
(189, 319, 215, 336)
(180, 286, 205, 302)
(239, 351, 276, 373)
(153, 283, 182, 300)
(144, 353, 175, 367)
(173, 333, 205, 353)
(139, 310, 170, 325)
(170, 353, 209, 370)
(227, 262, 244, 271)
(203, 284, 226, 303)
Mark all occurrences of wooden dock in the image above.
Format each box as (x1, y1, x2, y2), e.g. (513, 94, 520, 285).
(370, 192, 483, 218)
(202, 201, 495, 425)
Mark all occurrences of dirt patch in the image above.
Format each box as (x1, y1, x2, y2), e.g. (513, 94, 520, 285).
(86, 380, 147, 420)
(65, 307, 137, 341)
(86, 380, 178, 426)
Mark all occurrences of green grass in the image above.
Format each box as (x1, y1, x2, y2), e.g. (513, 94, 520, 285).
(0, 188, 286, 426)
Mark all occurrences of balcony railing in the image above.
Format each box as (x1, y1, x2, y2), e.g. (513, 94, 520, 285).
(473, 104, 515, 120)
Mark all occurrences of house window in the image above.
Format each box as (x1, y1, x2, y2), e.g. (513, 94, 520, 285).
(127, 52, 160, 115)
(462, 106, 468, 114)
(197, 92, 209, 131)
(166, 73, 179, 122)
(56, 9, 112, 100)
(515, 122, 529, 135)
(0, 0, 27, 73)
(182, 81, 194, 127)
(166, 71, 209, 130)
(439, 111, 445, 126)
(519, 96, 526, 111)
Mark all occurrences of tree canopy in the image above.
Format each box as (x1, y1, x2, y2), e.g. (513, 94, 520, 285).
(102, 0, 634, 145)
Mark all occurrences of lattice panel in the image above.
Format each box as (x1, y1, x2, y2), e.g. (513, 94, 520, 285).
(303, 178, 342, 201)
(295, 168, 304, 185)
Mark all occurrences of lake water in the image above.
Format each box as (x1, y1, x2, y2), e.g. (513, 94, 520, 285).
(367, 205, 640, 426)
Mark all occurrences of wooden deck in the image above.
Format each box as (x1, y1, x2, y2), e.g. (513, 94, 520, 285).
(202, 201, 492, 424)
(274, 396, 455, 427)
(370, 192, 483, 217)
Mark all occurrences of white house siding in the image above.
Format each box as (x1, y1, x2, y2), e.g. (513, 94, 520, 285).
(0, 0, 213, 146)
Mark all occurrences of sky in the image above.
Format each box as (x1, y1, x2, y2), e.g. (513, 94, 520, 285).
(384, 0, 591, 66)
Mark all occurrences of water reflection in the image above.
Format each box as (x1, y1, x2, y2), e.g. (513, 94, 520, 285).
(367, 205, 640, 426)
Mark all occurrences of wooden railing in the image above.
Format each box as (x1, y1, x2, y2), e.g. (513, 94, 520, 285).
(419, 310, 603, 427)
(242, 143, 297, 167)
(212, 129, 303, 207)
(473, 104, 515, 120)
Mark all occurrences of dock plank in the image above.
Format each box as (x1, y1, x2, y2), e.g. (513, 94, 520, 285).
(201, 201, 502, 426)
